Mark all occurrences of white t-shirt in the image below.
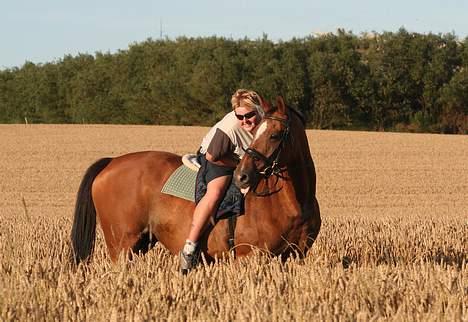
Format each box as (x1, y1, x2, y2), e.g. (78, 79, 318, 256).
(199, 111, 253, 161)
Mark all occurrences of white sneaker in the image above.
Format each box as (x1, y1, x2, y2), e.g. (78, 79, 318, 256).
(179, 249, 200, 274)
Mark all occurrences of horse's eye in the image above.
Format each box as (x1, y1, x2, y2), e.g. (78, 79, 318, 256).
(270, 132, 282, 140)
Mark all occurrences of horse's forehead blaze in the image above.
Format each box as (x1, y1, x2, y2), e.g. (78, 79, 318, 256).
(254, 122, 268, 140)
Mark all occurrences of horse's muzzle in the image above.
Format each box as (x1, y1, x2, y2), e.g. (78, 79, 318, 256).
(234, 167, 258, 190)
(234, 171, 250, 189)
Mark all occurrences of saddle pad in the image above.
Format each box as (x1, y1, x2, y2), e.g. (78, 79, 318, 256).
(161, 165, 197, 202)
(182, 154, 201, 171)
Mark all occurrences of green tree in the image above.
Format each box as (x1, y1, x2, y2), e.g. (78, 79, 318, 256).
(418, 33, 462, 131)
(438, 68, 468, 133)
(0, 69, 18, 122)
(275, 39, 309, 113)
(306, 30, 361, 129)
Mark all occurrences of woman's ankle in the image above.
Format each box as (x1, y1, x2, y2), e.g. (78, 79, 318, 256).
(183, 239, 198, 254)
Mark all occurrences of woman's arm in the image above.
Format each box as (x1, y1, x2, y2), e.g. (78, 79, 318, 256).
(206, 152, 238, 168)
(205, 128, 239, 168)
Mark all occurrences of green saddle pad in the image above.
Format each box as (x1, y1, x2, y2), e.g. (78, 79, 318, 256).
(161, 165, 198, 202)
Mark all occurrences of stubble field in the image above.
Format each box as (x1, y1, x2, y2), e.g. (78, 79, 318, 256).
(0, 124, 467, 321)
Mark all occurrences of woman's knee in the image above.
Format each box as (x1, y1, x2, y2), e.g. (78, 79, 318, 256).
(204, 186, 225, 200)
(205, 177, 230, 199)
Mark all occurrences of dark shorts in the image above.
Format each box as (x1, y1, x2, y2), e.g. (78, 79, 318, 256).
(195, 153, 244, 220)
(197, 153, 234, 184)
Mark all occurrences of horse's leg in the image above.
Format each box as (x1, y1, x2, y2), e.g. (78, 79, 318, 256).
(92, 167, 155, 262)
(98, 210, 156, 262)
(131, 228, 158, 257)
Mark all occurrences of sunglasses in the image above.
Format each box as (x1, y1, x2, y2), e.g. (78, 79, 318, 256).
(235, 111, 257, 121)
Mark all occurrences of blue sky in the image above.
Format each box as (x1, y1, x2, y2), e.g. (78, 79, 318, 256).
(2, 0, 468, 69)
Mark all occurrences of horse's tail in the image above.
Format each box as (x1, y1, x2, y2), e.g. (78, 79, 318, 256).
(71, 157, 113, 265)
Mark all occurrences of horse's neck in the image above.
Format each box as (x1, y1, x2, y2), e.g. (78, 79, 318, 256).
(281, 140, 316, 206)
(245, 154, 315, 227)
(253, 154, 313, 197)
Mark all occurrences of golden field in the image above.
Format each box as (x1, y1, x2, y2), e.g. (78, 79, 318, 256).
(0, 124, 466, 321)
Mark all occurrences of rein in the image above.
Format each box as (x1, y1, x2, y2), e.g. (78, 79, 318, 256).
(243, 114, 290, 196)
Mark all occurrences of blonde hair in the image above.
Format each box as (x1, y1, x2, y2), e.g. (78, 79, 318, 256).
(231, 89, 265, 118)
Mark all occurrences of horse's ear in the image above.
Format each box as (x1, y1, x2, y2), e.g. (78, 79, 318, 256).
(276, 96, 286, 115)
(259, 95, 272, 113)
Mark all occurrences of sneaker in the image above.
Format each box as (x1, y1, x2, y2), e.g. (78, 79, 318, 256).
(179, 250, 200, 274)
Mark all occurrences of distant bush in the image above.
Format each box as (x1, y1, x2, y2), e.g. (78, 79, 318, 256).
(1, 29, 467, 133)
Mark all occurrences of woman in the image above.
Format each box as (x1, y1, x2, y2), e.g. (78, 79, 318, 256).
(180, 89, 264, 273)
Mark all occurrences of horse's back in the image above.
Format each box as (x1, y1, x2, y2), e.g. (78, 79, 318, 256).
(94, 150, 179, 188)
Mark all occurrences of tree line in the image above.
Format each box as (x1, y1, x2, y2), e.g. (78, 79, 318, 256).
(0, 28, 467, 133)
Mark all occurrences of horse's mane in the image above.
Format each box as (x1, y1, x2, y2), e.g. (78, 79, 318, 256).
(263, 103, 307, 156)
(287, 106, 306, 127)
(267, 103, 306, 127)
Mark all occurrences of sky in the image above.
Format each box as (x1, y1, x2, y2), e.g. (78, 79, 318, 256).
(2, 0, 468, 69)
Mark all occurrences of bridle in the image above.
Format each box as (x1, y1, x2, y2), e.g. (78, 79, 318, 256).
(242, 114, 290, 196)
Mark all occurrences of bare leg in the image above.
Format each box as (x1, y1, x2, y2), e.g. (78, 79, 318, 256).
(188, 175, 231, 242)
(180, 175, 232, 274)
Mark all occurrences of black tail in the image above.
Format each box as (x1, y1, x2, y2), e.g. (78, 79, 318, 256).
(71, 157, 113, 265)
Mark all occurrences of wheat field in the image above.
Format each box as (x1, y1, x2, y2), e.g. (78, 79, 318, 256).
(0, 124, 466, 321)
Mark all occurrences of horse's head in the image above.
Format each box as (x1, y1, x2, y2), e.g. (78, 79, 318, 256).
(234, 96, 293, 190)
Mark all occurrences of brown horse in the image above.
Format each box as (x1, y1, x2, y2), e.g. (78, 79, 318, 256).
(71, 96, 321, 265)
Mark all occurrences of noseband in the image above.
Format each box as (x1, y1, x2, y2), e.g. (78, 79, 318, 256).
(243, 114, 290, 182)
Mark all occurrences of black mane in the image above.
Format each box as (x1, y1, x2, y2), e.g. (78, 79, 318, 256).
(287, 106, 306, 127)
